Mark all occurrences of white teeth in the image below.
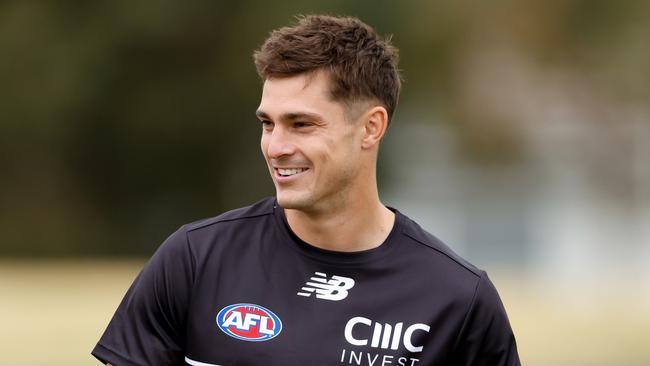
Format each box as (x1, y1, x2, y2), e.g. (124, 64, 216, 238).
(278, 168, 307, 176)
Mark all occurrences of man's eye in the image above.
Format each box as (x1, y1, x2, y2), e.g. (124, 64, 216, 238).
(260, 120, 274, 129)
(294, 122, 310, 128)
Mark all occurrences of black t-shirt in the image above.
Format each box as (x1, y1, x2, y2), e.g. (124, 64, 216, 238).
(93, 197, 520, 366)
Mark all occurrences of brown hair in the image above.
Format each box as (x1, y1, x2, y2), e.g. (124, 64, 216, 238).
(253, 15, 401, 122)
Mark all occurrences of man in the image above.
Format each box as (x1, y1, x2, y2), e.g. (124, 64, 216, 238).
(93, 15, 520, 366)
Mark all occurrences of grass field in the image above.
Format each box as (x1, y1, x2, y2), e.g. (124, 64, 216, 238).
(1, 260, 649, 365)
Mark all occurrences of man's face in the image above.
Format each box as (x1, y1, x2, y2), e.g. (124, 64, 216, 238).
(257, 71, 364, 213)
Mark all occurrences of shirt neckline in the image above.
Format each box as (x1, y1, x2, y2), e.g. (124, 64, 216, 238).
(272, 199, 403, 265)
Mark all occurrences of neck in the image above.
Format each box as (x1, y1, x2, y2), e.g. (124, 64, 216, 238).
(285, 189, 395, 252)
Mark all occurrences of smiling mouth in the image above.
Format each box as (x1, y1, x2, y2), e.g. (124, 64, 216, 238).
(276, 168, 309, 177)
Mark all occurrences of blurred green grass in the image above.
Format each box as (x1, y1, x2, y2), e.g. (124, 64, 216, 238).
(1, 260, 648, 365)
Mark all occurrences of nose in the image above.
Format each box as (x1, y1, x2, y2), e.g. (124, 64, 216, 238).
(263, 125, 296, 160)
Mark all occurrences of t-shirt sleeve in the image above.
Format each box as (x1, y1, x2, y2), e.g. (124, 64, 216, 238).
(451, 271, 521, 366)
(92, 226, 195, 366)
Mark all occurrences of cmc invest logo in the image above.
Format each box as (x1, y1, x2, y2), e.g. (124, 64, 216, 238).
(216, 303, 282, 342)
(345, 316, 430, 352)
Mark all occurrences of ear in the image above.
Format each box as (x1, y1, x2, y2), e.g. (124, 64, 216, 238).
(360, 106, 389, 149)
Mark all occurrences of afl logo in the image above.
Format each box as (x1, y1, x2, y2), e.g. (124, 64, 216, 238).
(216, 303, 282, 342)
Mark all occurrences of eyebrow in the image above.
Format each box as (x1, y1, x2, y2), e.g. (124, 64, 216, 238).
(255, 109, 325, 123)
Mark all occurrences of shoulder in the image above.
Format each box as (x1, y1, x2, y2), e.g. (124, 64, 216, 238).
(183, 196, 276, 233)
(394, 211, 515, 338)
(153, 197, 276, 254)
(161, 197, 277, 262)
(392, 210, 487, 306)
(396, 210, 483, 279)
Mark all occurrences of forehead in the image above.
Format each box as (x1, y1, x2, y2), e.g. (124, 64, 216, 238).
(258, 71, 344, 118)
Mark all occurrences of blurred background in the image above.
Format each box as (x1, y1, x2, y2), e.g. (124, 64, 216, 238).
(1, 0, 648, 364)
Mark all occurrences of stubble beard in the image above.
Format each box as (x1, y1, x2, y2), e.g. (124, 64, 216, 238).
(276, 165, 358, 215)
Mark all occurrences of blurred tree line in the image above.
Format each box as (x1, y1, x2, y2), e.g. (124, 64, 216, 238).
(1, 0, 648, 256)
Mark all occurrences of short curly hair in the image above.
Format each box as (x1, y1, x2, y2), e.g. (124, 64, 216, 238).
(253, 15, 401, 122)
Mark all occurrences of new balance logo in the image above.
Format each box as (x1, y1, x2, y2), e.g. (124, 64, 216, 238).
(297, 272, 355, 301)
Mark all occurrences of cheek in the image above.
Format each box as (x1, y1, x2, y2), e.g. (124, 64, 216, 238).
(320, 138, 358, 173)
(260, 136, 269, 157)
(336, 130, 362, 158)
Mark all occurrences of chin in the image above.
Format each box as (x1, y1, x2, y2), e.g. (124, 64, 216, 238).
(275, 190, 313, 210)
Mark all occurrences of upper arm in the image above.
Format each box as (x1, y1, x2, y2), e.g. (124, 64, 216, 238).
(91, 226, 195, 365)
(451, 272, 521, 366)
